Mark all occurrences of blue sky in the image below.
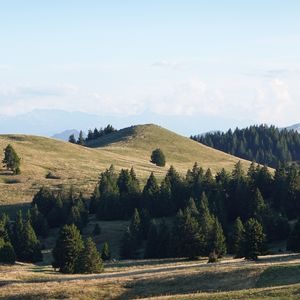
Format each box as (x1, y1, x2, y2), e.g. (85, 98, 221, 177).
(1, 1, 300, 133)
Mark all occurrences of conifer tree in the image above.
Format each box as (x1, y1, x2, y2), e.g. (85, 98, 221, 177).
(120, 227, 136, 259)
(243, 218, 265, 260)
(0, 242, 16, 264)
(29, 205, 49, 237)
(142, 172, 160, 215)
(19, 220, 42, 262)
(101, 242, 111, 261)
(129, 208, 142, 242)
(52, 224, 84, 273)
(252, 188, 266, 221)
(172, 209, 203, 259)
(2, 144, 21, 174)
(231, 217, 245, 258)
(68, 134, 76, 144)
(208, 217, 226, 257)
(77, 130, 85, 145)
(11, 210, 24, 258)
(144, 220, 158, 258)
(76, 237, 104, 273)
(198, 192, 214, 253)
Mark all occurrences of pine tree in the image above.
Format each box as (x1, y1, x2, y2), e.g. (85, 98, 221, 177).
(231, 217, 245, 258)
(151, 148, 166, 167)
(68, 134, 76, 144)
(52, 224, 84, 273)
(120, 227, 136, 259)
(244, 218, 265, 260)
(144, 220, 158, 258)
(251, 188, 266, 221)
(208, 217, 226, 257)
(2, 144, 21, 174)
(172, 209, 203, 259)
(198, 192, 214, 254)
(0, 242, 16, 264)
(142, 172, 160, 215)
(11, 210, 24, 258)
(77, 130, 85, 145)
(101, 242, 111, 261)
(129, 208, 142, 242)
(19, 220, 42, 262)
(76, 237, 104, 274)
(287, 217, 300, 252)
(29, 205, 49, 237)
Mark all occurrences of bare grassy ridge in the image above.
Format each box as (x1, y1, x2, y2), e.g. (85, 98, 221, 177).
(1, 254, 300, 299)
(0, 124, 251, 205)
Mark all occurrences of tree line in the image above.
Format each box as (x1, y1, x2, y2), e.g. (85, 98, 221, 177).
(69, 124, 117, 145)
(4, 160, 300, 268)
(191, 125, 300, 168)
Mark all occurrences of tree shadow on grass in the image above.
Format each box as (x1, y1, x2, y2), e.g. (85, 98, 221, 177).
(256, 265, 300, 288)
(116, 267, 259, 300)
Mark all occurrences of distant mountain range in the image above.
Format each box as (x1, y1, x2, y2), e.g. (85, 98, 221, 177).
(0, 109, 250, 137)
(52, 129, 83, 141)
(284, 124, 300, 133)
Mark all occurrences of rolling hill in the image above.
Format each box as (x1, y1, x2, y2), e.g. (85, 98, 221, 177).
(0, 124, 251, 205)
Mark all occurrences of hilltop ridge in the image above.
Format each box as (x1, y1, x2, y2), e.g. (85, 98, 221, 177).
(0, 124, 251, 205)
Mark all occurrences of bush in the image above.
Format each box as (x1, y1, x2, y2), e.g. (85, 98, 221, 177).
(151, 148, 166, 167)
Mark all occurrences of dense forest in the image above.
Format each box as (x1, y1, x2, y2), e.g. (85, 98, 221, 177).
(3, 161, 300, 268)
(191, 125, 300, 168)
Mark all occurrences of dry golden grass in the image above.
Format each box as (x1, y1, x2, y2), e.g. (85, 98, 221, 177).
(0, 124, 252, 205)
(1, 253, 300, 299)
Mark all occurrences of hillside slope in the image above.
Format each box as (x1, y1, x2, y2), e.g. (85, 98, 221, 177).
(0, 124, 250, 204)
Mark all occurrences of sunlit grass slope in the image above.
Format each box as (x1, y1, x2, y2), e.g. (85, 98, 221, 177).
(0, 124, 250, 204)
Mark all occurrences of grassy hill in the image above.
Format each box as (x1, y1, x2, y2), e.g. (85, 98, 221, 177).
(0, 124, 250, 205)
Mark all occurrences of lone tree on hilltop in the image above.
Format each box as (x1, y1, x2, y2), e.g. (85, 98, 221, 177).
(151, 148, 166, 167)
(2, 144, 21, 174)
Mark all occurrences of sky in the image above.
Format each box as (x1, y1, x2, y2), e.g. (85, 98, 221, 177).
(1, 1, 300, 134)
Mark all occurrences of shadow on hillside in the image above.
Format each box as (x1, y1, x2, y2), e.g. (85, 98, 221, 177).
(116, 267, 258, 299)
(86, 126, 135, 148)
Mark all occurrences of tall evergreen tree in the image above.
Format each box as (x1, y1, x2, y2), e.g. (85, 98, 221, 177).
(18, 220, 42, 262)
(76, 237, 104, 274)
(52, 224, 84, 273)
(231, 217, 245, 258)
(243, 218, 265, 260)
(208, 217, 226, 257)
(142, 172, 160, 215)
(77, 130, 85, 145)
(120, 227, 136, 259)
(2, 144, 21, 174)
